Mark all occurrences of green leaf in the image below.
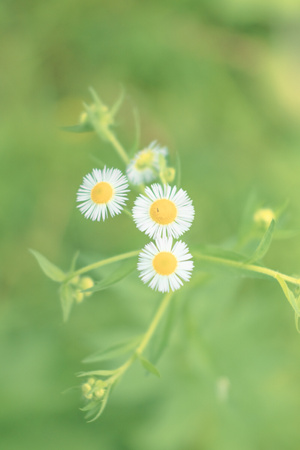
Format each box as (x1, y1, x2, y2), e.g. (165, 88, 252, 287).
(70, 251, 80, 272)
(87, 387, 111, 422)
(110, 87, 125, 118)
(83, 258, 137, 294)
(82, 335, 142, 364)
(80, 401, 99, 412)
(60, 283, 74, 322)
(89, 86, 104, 108)
(247, 219, 275, 263)
(295, 314, 300, 334)
(137, 355, 161, 378)
(276, 275, 300, 316)
(61, 122, 93, 133)
(30, 249, 65, 282)
(77, 369, 117, 377)
(193, 246, 271, 281)
(237, 190, 259, 242)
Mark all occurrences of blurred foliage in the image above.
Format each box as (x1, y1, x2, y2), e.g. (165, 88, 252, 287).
(1, 0, 300, 449)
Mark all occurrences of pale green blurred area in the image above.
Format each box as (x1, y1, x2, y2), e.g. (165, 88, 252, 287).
(1, 1, 300, 449)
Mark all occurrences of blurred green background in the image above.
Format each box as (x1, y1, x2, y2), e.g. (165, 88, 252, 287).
(2, 1, 300, 449)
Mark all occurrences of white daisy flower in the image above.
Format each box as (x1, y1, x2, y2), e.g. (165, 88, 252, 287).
(132, 183, 195, 239)
(138, 237, 194, 293)
(76, 167, 129, 221)
(126, 141, 168, 185)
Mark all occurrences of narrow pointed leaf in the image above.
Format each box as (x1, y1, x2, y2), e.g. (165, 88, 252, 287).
(110, 88, 125, 118)
(83, 335, 142, 363)
(138, 355, 161, 378)
(60, 283, 74, 322)
(83, 258, 137, 294)
(247, 219, 275, 263)
(70, 251, 80, 272)
(89, 86, 104, 107)
(87, 387, 111, 422)
(276, 275, 300, 316)
(30, 249, 65, 282)
(77, 369, 117, 377)
(295, 314, 300, 334)
(80, 401, 99, 412)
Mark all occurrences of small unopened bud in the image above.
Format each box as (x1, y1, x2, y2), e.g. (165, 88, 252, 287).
(82, 383, 93, 399)
(79, 277, 94, 297)
(87, 378, 95, 386)
(79, 111, 88, 124)
(161, 167, 176, 184)
(254, 208, 275, 228)
(94, 388, 105, 399)
(75, 290, 84, 303)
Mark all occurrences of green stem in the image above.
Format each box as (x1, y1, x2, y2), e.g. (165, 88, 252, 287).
(101, 128, 130, 165)
(193, 251, 300, 286)
(109, 292, 173, 384)
(136, 291, 173, 354)
(69, 250, 139, 280)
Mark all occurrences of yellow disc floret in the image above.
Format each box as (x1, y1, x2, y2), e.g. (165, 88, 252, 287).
(150, 199, 177, 225)
(135, 150, 154, 170)
(152, 251, 177, 276)
(91, 182, 114, 204)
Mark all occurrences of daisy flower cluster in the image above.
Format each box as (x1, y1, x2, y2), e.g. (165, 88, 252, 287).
(76, 143, 195, 293)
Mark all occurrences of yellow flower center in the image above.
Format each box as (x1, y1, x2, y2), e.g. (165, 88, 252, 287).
(91, 182, 113, 204)
(135, 150, 154, 170)
(152, 252, 177, 276)
(150, 199, 177, 225)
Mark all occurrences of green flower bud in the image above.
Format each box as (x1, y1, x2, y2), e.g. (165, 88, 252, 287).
(82, 383, 93, 399)
(94, 388, 105, 399)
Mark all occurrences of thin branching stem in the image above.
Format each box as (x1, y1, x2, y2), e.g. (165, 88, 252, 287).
(107, 292, 173, 384)
(68, 250, 140, 280)
(193, 251, 300, 286)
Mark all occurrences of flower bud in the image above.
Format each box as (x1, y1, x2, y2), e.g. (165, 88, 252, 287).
(75, 290, 84, 303)
(79, 277, 94, 297)
(94, 388, 105, 399)
(254, 208, 275, 228)
(82, 383, 93, 399)
(160, 167, 176, 184)
(79, 111, 88, 125)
